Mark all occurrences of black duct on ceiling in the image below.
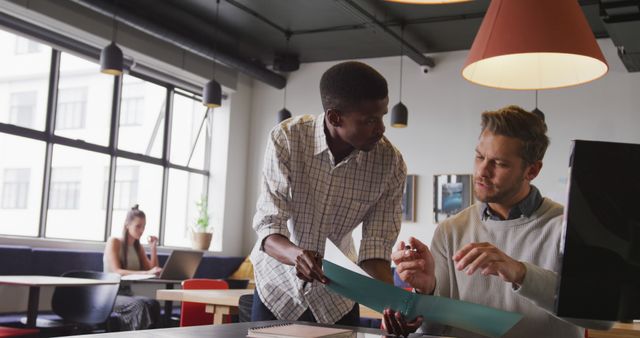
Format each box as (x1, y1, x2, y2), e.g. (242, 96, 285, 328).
(71, 0, 287, 89)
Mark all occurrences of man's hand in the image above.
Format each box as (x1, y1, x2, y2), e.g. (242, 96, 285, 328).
(453, 242, 526, 285)
(360, 259, 393, 285)
(391, 237, 436, 294)
(382, 308, 423, 337)
(262, 234, 328, 284)
(294, 250, 328, 284)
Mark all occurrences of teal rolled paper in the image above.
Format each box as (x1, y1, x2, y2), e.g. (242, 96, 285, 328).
(323, 259, 522, 338)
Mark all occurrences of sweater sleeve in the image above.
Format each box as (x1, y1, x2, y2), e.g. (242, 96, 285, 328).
(419, 223, 453, 335)
(512, 261, 557, 311)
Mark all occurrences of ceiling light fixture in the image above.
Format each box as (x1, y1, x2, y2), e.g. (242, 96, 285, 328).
(391, 25, 408, 128)
(100, 3, 123, 75)
(462, 0, 608, 90)
(202, 0, 222, 108)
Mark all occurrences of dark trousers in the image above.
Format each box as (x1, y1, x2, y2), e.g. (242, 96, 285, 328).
(251, 289, 360, 326)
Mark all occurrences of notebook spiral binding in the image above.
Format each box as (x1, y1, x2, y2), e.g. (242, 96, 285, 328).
(249, 323, 293, 331)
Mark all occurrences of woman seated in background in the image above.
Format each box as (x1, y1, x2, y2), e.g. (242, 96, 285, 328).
(103, 205, 162, 331)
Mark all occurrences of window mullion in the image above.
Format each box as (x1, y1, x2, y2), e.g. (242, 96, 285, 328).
(38, 49, 60, 238)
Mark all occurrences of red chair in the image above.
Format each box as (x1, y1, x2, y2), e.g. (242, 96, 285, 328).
(0, 326, 39, 337)
(179, 279, 229, 327)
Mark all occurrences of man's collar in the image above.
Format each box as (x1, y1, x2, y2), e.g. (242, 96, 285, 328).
(313, 114, 329, 156)
(482, 185, 543, 221)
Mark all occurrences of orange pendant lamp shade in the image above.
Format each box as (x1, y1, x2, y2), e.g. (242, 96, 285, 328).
(462, 0, 608, 90)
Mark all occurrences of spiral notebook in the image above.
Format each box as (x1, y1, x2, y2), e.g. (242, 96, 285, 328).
(247, 323, 354, 338)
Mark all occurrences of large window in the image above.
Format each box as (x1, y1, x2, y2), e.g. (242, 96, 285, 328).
(171, 92, 207, 169)
(0, 26, 213, 247)
(164, 170, 206, 248)
(0, 133, 45, 237)
(118, 76, 165, 158)
(46, 145, 109, 241)
(0, 31, 50, 130)
(109, 158, 163, 244)
(105, 165, 139, 210)
(55, 52, 113, 145)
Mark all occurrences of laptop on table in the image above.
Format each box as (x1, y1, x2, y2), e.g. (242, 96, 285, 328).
(122, 249, 203, 281)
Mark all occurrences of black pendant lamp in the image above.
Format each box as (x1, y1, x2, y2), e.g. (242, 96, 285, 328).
(532, 90, 546, 122)
(278, 108, 292, 123)
(100, 5, 123, 75)
(202, 0, 222, 108)
(391, 25, 408, 128)
(277, 34, 293, 123)
(203, 80, 222, 108)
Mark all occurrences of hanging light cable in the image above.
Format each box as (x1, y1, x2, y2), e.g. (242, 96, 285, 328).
(202, 0, 222, 108)
(277, 33, 292, 123)
(532, 90, 545, 122)
(391, 24, 408, 128)
(100, 1, 123, 75)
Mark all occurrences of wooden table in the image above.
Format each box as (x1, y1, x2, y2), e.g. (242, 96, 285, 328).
(0, 275, 119, 328)
(589, 322, 640, 338)
(156, 289, 383, 324)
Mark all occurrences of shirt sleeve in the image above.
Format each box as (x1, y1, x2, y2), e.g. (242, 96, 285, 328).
(253, 127, 292, 250)
(358, 153, 407, 264)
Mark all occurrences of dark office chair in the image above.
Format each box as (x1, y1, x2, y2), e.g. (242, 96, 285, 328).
(49, 270, 120, 334)
(238, 294, 253, 322)
(19, 271, 120, 334)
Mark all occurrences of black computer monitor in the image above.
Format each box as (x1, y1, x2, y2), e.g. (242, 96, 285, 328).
(555, 140, 640, 324)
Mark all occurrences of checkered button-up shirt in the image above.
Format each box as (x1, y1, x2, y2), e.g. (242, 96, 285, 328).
(250, 114, 406, 323)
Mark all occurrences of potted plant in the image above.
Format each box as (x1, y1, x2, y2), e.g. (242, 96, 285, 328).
(191, 196, 213, 251)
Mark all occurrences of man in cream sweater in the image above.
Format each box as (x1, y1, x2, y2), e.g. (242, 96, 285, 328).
(384, 106, 583, 338)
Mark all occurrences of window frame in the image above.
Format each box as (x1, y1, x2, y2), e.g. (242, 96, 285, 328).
(0, 22, 212, 246)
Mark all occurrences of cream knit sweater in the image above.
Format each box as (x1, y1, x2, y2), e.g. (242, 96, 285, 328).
(423, 198, 583, 338)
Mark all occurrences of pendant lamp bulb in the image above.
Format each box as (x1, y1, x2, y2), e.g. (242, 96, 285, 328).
(202, 0, 222, 108)
(100, 3, 123, 76)
(391, 24, 408, 128)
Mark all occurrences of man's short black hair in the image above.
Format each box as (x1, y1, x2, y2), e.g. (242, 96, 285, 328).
(320, 61, 388, 112)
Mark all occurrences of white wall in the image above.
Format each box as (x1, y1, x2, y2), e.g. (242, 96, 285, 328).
(210, 74, 253, 256)
(241, 38, 640, 255)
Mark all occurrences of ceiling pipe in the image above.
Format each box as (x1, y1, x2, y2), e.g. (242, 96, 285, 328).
(71, 0, 286, 89)
(337, 0, 435, 68)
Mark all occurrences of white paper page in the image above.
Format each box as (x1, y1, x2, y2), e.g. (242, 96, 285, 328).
(324, 238, 371, 278)
(121, 274, 155, 281)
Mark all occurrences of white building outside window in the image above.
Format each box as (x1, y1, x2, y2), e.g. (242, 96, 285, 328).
(56, 87, 87, 130)
(14, 36, 41, 54)
(49, 167, 81, 209)
(9, 91, 37, 128)
(1, 168, 30, 209)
